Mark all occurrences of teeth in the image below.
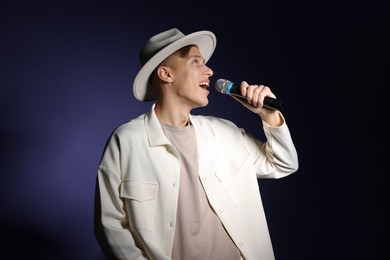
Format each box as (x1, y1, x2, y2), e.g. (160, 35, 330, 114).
(199, 82, 209, 88)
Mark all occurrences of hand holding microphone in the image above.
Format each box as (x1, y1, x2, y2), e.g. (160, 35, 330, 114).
(215, 79, 284, 111)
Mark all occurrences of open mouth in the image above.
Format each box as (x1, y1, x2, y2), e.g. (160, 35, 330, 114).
(199, 82, 209, 89)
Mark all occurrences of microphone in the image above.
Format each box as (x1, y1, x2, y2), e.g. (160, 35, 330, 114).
(215, 79, 284, 111)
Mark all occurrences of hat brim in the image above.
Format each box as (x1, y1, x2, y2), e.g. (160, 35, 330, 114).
(133, 30, 217, 101)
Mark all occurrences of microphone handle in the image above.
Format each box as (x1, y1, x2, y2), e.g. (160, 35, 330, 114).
(263, 96, 284, 111)
(230, 93, 284, 111)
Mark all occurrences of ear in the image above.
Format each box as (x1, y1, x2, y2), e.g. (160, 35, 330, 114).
(156, 66, 173, 83)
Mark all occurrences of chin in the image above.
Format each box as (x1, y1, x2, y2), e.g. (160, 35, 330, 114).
(200, 98, 209, 107)
(192, 99, 209, 109)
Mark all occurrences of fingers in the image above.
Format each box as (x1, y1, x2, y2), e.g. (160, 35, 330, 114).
(240, 81, 249, 97)
(240, 81, 275, 108)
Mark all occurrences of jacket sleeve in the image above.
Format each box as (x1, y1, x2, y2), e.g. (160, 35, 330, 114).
(243, 113, 299, 179)
(94, 133, 148, 260)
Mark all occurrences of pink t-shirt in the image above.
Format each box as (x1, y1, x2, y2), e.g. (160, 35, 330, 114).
(161, 122, 241, 260)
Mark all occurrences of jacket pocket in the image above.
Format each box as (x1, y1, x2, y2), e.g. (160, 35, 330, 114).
(120, 180, 157, 231)
(214, 146, 258, 206)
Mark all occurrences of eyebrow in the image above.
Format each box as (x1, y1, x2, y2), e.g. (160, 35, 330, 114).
(189, 54, 205, 63)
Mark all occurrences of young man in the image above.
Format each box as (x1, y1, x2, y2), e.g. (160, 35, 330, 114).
(94, 28, 299, 260)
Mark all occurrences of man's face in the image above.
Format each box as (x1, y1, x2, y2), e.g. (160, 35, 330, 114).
(169, 46, 214, 109)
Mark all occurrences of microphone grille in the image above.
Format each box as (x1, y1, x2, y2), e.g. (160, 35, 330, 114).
(215, 79, 231, 94)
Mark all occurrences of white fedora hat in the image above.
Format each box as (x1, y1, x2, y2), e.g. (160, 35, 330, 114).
(133, 28, 217, 101)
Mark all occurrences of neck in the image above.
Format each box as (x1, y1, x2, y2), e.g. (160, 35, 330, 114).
(154, 100, 191, 128)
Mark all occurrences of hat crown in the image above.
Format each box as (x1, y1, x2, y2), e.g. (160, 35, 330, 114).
(139, 28, 185, 65)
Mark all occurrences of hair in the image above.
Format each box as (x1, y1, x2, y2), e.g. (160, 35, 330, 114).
(149, 44, 196, 93)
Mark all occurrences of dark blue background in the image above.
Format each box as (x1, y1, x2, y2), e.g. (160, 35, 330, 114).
(1, 1, 388, 259)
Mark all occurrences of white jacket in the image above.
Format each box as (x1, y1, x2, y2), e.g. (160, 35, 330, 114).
(95, 104, 299, 260)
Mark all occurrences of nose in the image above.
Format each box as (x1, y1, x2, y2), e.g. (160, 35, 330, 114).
(205, 65, 213, 77)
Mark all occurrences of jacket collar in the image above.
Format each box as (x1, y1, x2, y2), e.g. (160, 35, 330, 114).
(145, 104, 169, 147)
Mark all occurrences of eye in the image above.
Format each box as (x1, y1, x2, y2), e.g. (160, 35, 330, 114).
(192, 57, 205, 65)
